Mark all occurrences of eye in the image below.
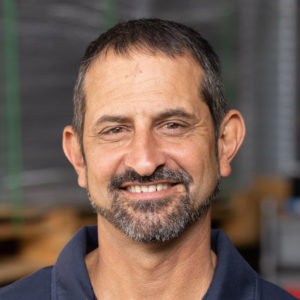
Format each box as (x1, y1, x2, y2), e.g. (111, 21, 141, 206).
(100, 126, 128, 135)
(107, 126, 123, 134)
(158, 120, 189, 137)
(166, 122, 181, 129)
(98, 125, 131, 141)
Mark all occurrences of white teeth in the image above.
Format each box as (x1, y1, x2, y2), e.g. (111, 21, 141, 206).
(157, 184, 163, 191)
(141, 186, 148, 193)
(148, 185, 156, 192)
(126, 184, 172, 193)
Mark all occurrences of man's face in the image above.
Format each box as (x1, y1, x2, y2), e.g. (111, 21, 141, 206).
(80, 51, 220, 242)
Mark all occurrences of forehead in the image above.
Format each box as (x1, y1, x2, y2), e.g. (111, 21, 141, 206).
(84, 50, 206, 118)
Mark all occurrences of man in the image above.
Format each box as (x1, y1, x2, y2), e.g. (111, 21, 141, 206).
(0, 19, 296, 299)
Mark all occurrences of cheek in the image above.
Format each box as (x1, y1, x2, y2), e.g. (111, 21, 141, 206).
(172, 141, 218, 195)
(85, 147, 124, 204)
(171, 139, 217, 172)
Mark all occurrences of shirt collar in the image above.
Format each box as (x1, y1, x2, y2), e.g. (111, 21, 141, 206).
(203, 230, 257, 300)
(52, 226, 257, 300)
(52, 226, 98, 300)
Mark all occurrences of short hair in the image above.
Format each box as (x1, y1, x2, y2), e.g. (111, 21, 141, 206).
(72, 18, 228, 152)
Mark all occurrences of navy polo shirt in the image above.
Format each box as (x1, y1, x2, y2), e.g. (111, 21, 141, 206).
(0, 226, 296, 299)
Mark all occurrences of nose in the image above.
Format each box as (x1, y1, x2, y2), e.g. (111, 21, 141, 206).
(124, 131, 167, 177)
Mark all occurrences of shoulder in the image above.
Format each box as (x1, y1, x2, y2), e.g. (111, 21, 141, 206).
(258, 278, 298, 300)
(0, 266, 52, 300)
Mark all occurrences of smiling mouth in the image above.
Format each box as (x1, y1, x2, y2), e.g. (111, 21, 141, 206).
(121, 183, 177, 193)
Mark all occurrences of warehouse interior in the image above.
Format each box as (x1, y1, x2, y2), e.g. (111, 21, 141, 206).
(0, 0, 299, 296)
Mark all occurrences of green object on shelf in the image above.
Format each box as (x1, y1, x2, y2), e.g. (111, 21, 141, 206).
(2, 0, 23, 231)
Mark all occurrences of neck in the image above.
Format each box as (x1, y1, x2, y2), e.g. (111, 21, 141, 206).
(86, 211, 216, 300)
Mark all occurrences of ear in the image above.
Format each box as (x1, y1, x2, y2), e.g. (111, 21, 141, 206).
(217, 110, 246, 178)
(62, 125, 87, 188)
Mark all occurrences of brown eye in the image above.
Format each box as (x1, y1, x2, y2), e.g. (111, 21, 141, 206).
(98, 125, 132, 142)
(110, 127, 123, 134)
(99, 126, 126, 137)
(158, 121, 189, 137)
(166, 122, 180, 129)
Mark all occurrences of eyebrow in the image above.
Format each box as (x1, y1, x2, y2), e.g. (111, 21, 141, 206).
(155, 109, 195, 121)
(94, 108, 195, 127)
(94, 115, 131, 127)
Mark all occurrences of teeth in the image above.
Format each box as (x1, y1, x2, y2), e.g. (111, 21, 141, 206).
(162, 184, 169, 190)
(157, 184, 163, 191)
(126, 184, 172, 193)
(148, 185, 156, 192)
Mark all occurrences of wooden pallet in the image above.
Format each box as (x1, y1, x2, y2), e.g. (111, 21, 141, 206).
(0, 205, 96, 286)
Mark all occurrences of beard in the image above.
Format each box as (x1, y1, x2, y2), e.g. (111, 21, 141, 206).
(88, 166, 219, 243)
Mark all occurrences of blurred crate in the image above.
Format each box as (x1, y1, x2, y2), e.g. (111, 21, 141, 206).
(0, 205, 96, 286)
(260, 199, 300, 292)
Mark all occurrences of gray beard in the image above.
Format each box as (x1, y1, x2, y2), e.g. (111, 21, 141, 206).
(88, 167, 219, 243)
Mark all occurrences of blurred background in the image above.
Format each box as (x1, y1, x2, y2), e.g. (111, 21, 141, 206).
(0, 0, 299, 296)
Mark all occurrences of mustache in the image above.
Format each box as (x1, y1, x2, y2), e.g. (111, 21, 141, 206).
(108, 166, 193, 193)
